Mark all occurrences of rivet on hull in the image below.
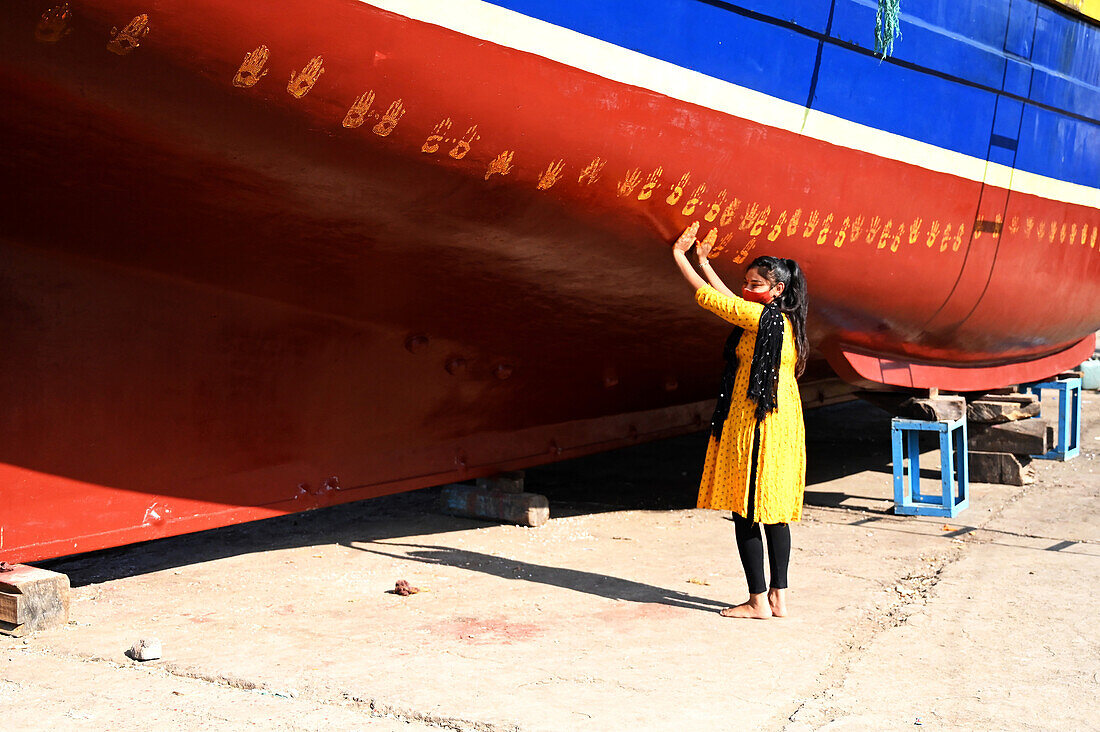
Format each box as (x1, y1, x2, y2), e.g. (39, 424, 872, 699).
(445, 357, 468, 375)
(405, 334, 429, 353)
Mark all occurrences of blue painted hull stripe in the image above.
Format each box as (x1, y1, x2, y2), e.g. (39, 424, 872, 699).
(472, 0, 1100, 191)
(362, 0, 1100, 206)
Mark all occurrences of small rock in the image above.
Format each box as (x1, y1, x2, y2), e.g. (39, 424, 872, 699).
(128, 638, 162, 661)
(393, 580, 420, 596)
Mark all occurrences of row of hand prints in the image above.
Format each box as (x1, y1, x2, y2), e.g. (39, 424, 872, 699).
(227, 40, 1100, 261)
(36, 6, 1099, 259)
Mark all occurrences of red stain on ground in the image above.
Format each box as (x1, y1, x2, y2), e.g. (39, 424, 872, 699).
(592, 602, 692, 623)
(431, 616, 540, 644)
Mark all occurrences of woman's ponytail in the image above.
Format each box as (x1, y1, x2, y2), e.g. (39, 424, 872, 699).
(779, 259, 809, 377)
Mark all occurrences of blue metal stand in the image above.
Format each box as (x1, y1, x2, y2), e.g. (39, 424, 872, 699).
(1026, 377, 1082, 460)
(891, 417, 969, 518)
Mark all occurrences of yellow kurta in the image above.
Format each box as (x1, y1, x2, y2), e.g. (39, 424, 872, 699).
(695, 285, 806, 523)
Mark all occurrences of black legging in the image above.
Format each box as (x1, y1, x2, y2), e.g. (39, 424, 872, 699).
(733, 422, 791, 595)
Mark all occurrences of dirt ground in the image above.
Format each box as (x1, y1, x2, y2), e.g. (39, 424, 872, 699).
(3, 394, 1098, 731)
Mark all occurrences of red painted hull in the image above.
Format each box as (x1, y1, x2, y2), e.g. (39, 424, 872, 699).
(1, 1, 1097, 562)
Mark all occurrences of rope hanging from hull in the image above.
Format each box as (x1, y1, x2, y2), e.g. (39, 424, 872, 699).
(875, 0, 902, 58)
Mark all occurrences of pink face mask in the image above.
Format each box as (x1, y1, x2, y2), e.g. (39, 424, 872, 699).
(741, 287, 773, 304)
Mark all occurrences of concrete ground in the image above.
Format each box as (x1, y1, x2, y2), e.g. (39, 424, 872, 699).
(3, 394, 1098, 731)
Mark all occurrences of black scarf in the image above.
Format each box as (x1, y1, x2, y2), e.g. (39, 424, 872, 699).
(710, 301, 784, 440)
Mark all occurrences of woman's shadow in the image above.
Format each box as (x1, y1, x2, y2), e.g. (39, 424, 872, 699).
(350, 540, 728, 612)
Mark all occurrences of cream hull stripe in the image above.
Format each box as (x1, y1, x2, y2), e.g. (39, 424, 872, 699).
(362, 0, 1100, 208)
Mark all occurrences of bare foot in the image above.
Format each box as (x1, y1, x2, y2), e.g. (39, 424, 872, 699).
(719, 593, 772, 619)
(768, 588, 787, 617)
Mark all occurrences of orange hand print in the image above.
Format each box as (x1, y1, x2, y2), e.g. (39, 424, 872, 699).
(876, 220, 893, 249)
(36, 3, 72, 43)
(833, 217, 850, 248)
(768, 211, 788, 241)
(866, 216, 882, 244)
(802, 210, 819, 238)
(704, 190, 727, 223)
(666, 173, 690, 206)
(449, 125, 480, 159)
(637, 167, 663, 201)
(815, 213, 833, 245)
(422, 118, 453, 154)
(939, 223, 953, 252)
(537, 160, 566, 190)
(926, 221, 941, 247)
(372, 99, 405, 137)
(952, 223, 966, 251)
(750, 206, 771, 237)
(710, 233, 734, 259)
(234, 45, 270, 88)
(740, 203, 761, 231)
(890, 223, 904, 252)
(908, 217, 921, 244)
(786, 208, 801, 237)
(485, 151, 515, 180)
(342, 91, 375, 128)
(617, 168, 642, 197)
(850, 215, 864, 242)
(682, 184, 707, 216)
(107, 14, 150, 55)
(578, 157, 607, 185)
(732, 239, 757, 265)
(288, 56, 324, 98)
(720, 198, 741, 227)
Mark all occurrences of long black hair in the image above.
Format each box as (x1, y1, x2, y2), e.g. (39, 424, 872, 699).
(748, 255, 809, 377)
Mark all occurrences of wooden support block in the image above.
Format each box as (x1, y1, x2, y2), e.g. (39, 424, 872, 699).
(440, 484, 549, 527)
(967, 398, 1041, 423)
(980, 393, 1039, 406)
(898, 396, 966, 422)
(968, 419, 1050, 455)
(475, 471, 525, 494)
(969, 451, 1034, 486)
(0, 565, 70, 637)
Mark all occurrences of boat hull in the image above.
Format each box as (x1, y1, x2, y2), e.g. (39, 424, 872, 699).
(1, 0, 1097, 562)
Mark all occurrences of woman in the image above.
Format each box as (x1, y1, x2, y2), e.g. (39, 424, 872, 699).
(671, 222, 808, 619)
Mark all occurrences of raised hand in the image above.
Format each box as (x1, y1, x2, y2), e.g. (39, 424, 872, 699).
(697, 227, 718, 263)
(673, 221, 700, 253)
